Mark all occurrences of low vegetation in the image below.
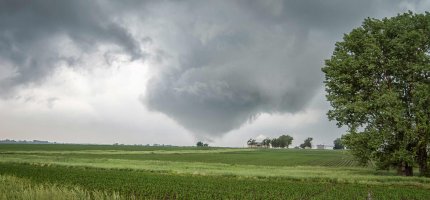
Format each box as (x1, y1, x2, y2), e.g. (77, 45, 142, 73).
(0, 174, 121, 200)
(1, 144, 430, 199)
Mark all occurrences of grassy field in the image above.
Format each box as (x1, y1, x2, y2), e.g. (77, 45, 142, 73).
(0, 144, 429, 199)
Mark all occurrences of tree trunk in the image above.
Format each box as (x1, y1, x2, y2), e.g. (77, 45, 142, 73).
(417, 145, 429, 176)
(397, 162, 414, 176)
(396, 163, 403, 175)
(404, 163, 413, 176)
(416, 127, 429, 177)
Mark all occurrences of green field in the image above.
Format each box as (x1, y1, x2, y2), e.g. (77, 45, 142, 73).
(0, 144, 429, 199)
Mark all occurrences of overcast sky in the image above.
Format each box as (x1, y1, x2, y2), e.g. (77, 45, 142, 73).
(0, 0, 429, 147)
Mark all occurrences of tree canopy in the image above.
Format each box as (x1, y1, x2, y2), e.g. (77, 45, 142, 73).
(196, 141, 204, 147)
(278, 135, 294, 148)
(333, 138, 345, 150)
(271, 135, 294, 148)
(323, 12, 430, 176)
(300, 137, 313, 149)
(262, 138, 272, 148)
(247, 138, 257, 146)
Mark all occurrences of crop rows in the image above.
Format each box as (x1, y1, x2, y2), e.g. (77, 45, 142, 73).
(315, 159, 359, 167)
(0, 163, 327, 199)
(0, 144, 363, 167)
(0, 144, 207, 152)
(0, 163, 429, 199)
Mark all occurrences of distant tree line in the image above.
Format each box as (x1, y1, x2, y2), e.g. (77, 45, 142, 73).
(196, 141, 209, 147)
(247, 135, 293, 148)
(0, 139, 52, 144)
(246, 136, 348, 150)
(333, 138, 344, 150)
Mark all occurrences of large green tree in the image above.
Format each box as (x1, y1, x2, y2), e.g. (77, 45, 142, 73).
(333, 138, 345, 150)
(247, 138, 257, 147)
(196, 141, 204, 147)
(262, 138, 272, 148)
(278, 135, 294, 148)
(323, 12, 430, 176)
(270, 138, 280, 148)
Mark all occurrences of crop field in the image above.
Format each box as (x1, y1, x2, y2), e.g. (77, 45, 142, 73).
(1, 144, 430, 199)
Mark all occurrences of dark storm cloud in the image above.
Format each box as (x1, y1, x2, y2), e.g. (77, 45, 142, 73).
(0, 0, 414, 138)
(0, 0, 143, 93)
(143, 0, 408, 137)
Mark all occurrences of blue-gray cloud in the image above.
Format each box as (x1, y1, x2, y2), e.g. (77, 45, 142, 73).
(0, 0, 142, 94)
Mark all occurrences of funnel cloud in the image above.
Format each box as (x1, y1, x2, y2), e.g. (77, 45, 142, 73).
(142, 0, 401, 137)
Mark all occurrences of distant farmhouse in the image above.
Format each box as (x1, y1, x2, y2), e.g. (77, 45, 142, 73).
(316, 144, 333, 150)
(247, 142, 264, 148)
(247, 135, 294, 149)
(247, 142, 333, 150)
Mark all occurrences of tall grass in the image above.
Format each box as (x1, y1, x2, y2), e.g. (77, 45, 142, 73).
(0, 175, 123, 200)
(1, 163, 429, 199)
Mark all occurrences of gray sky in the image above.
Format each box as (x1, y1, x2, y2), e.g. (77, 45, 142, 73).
(0, 0, 429, 147)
